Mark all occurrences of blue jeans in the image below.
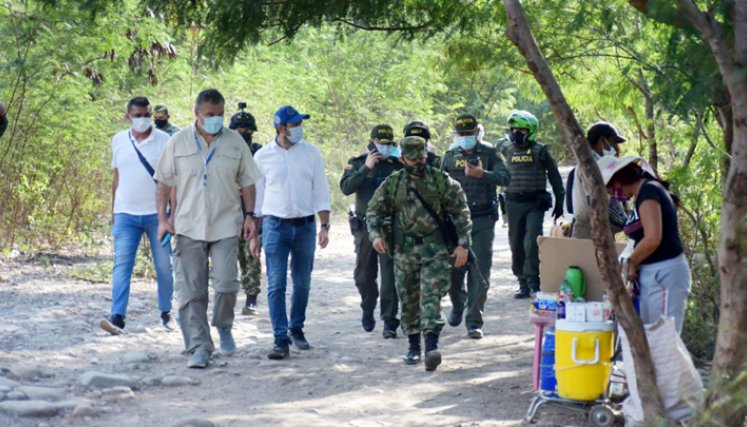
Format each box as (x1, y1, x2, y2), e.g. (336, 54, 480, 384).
(111, 213, 173, 317)
(262, 216, 316, 343)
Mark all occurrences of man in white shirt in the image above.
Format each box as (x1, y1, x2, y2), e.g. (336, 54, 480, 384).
(100, 96, 174, 335)
(253, 105, 331, 360)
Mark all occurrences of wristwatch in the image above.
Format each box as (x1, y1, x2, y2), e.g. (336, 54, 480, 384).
(320, 224, 331, 230)
(244, 211, 255, 218)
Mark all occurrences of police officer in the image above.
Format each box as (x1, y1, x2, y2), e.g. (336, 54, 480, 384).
(340, 125, 403, 338)
(403, 120, 441, 167)
(229, 107, 263, 315)
(153, 104, 180, 136)
(367, 136, 472, 372)
(496, 111, 564, 299)
(441, 114, 511, 338)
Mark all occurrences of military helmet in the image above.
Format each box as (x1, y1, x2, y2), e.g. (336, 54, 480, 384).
(507, 110, 539, 142)
(229, 111, 257, 131)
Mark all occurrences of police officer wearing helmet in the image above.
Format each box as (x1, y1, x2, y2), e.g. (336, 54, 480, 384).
(229, 104, 264, 315)
(441, 114, 510, 338)
(496, 110, 564, 299)
(403, 120, 441, 167)
(229, 106, 262, 155)
(340, 124, 403, 338)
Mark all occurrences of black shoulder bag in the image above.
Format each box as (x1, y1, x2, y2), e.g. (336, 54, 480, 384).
(128, 131, 157, 183)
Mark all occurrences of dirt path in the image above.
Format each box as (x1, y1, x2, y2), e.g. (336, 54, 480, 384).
(0, 215, 586, 426)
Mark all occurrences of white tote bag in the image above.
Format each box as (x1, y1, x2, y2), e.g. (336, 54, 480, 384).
(618, 317, 703, 426)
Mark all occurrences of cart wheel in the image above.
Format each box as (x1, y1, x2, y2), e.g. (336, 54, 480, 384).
(588, 405, 615, 427)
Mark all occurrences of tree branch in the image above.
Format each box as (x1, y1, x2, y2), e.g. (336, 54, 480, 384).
(334, 17, 433, 32)
(674, 0, 736, 85)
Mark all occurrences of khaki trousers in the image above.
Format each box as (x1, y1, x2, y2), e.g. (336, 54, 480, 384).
(174, 235, 240, 354)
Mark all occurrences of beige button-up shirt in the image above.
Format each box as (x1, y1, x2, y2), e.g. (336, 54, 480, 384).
(155, 124, 260, 242)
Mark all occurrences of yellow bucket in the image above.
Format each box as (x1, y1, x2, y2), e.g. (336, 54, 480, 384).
(555, 320, 614, 401)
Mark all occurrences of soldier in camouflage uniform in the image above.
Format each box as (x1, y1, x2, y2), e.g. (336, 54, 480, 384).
(403, 120, 441, 167)
(367, 136, 472, 372)
(229, 108, 263, 315)
(153, 104, 180, 136)
(441, 114, 511, 339)
(340, 125, 403, 338)
(496, 111, 564, 299)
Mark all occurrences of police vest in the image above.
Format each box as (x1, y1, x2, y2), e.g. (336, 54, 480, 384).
(502, 142, 547, 193)
(442, 144, 497, 208)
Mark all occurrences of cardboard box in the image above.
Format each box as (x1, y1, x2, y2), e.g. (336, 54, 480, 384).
(566, 302, 587, 322)
(538, 236, 626, 301)
(586, 302, 604, 322)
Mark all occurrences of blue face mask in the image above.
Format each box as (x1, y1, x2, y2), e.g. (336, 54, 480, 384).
(374, 143, 399, 158)
(202, 115, 224, 135)
(456, 135, 477, 151)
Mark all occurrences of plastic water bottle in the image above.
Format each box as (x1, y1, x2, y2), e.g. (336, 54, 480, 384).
(564, 266, 586, 299)
(557, 294, 567, 319)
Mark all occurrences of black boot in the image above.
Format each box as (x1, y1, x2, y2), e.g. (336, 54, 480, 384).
(514, 280, 531, 299)
(361, 310, 375, 332)
(424, 332, 442, 372)
(403, 334, 421, 365)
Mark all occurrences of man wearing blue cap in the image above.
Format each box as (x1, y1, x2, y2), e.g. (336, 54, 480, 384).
(253, 105, 331, 360)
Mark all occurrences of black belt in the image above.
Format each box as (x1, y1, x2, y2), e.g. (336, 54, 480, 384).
(505, 191, 543, 202)
(266, 215, 315, 225)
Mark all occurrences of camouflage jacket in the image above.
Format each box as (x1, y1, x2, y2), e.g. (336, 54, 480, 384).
(159, 123, 180, 136)
(366, 166, 472, 247)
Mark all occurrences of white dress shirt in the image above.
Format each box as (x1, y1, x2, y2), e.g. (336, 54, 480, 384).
(254, 138, 331, 218)
(111, 127, 170, 215)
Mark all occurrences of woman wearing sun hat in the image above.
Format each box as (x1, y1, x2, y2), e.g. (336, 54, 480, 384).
(598, 155, 691, 333)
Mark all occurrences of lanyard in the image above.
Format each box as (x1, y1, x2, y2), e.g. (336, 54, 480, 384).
(193, 130, 222, 187)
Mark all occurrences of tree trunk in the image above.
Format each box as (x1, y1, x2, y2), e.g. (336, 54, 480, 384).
(502, 0, 670, 423)
(667, 0, 747, 424)
(706, 80, 747, 426)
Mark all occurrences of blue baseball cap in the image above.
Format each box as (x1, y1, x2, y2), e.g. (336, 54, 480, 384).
(273, 105, 310, 127)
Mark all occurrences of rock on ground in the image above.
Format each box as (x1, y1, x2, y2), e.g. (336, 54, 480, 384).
(79, 372, 134, 389)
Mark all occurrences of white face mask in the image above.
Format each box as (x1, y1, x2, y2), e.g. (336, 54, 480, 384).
(602, 147, 617, 157)
(131, 117, 152, 133)
(287, 125, 304, 144)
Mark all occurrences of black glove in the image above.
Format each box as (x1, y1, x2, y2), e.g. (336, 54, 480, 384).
(552, 203, 563, 220)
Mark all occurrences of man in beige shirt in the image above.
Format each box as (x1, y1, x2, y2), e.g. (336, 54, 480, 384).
(155, 88, 260, 368)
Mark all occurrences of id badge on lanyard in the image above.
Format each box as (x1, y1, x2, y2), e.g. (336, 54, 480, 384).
(193, 131, 222, 187)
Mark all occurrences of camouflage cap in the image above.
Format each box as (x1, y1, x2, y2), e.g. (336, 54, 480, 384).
(153, 104, 169, 115)
(370, 124, 394, 142)
(455, 113, 478, 132)
(400, 136, 427, 160)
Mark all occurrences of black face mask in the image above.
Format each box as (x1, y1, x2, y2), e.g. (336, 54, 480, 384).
(155, 119, 168, 129)
(511, 131, 528, 146)
(239, 131, 253, 143)
(405, 163, 427, 177)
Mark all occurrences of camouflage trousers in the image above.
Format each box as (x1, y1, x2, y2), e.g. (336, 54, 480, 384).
(394, 239, 451, 336)
(238, 234, 262, 297)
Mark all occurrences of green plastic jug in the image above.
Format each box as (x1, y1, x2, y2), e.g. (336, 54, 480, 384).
(564, 266, 586, 299)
